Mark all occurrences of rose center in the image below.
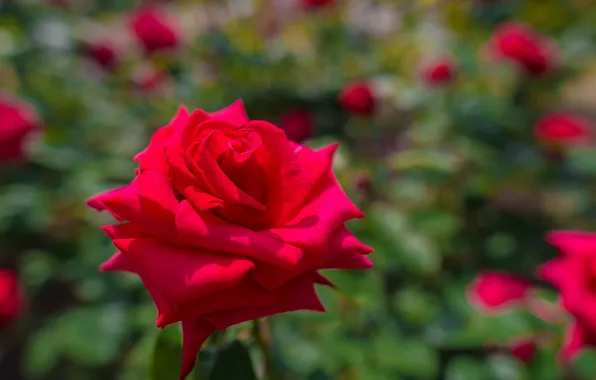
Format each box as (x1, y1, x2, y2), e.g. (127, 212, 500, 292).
(229, 137, 250, 153)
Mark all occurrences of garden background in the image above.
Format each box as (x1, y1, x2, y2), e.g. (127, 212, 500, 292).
(3, 0, 596, 379)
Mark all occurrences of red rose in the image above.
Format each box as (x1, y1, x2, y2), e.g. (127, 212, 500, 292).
(0, 93, 41, 163)
(87, 100, 372, 379)
(301, 0, 335, 10)
(0, 270, 23, 329)
(509, 338, 536, 363)
(339, 81, 375, 117)
(85, 41, 118, 71)
(538, 231, 596, 361)
(278, 108, 315, 143)
(467, 271, 533, 313)
(534, 113, 591, 145)
(130, 7, 179, 55)
(422, 57, 456, 86)
(490, 22, 555, 75)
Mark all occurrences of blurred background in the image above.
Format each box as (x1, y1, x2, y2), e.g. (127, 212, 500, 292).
(3, 0, 596, 379)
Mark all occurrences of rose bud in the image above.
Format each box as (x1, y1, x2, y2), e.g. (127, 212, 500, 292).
(130, 7, 179, 55)
(339, 81, 376, 117)
(422, 57, 457, 86)
(0, 93, 42, 163)
(534, 113, 591, 146)
(467, 271, 533, 313)
(489, 22, 556, 76)
(278, 108, 315, 143)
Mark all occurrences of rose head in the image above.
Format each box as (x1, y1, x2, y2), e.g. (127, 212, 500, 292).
(87, 100, 373, 379)
(539, 231, 596, 361)
(339, 81, 376, 117)
(490, 22, 555, 75)
(0, 93, 41, 163)
(302, 0, 335, 10)
(466, 271, 532, 313)
(534, 113, 591, 146)
(0, 269, 23, 329)
(130, 7, 179, 55)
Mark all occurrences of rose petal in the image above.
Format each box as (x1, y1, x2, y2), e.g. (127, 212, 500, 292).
(208, 99, 249, 126)
(175, 200, 303, 267)
(180, 318, 214, 380)
(203, 275, 325, 329)
(466, 272, 532, 313)
(114, 237, 254, 303)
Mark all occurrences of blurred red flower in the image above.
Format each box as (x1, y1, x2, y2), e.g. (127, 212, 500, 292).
(490, 22, 555, 75)
(278, 108, 315, 142)
(302, 0, 335, 10)
(339, 81, 375, 117)
(0, 93, 41, 163)
(422, 57, 456, 86)
(130, 7, 179, 55)
(538, 231, 596, 362)
(534, 113, 591, 145)
(509, 338, 536, 363)
(85, 41, 118, 71)
(0, 270, 23, 329)
(467, 271, 533, 313)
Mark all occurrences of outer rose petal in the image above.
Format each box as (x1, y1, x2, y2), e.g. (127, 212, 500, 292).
(114, 237, 255, 303)
(203, 274, 325, 329)
(546, 230, 596, 256)
(560, 322, 592, 363)
(467, 272, 532, 313)
(180, 318, 214, 380)
(253, 225, 372, 289)
(208, 99, 249, 126)
(135, 105, 189, 164)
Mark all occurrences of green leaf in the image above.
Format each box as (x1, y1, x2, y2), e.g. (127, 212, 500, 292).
(445, 357, 489, 380)
(198, 340, 258, 380)
(151, 325, 182, 380)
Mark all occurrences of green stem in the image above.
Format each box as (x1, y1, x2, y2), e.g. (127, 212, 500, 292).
(252, 319, 280, 380)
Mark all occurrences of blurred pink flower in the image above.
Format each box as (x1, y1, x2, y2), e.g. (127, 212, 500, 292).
(534, 113, 591, 146)
(301, 0, 335, 10)
(538, 230, 596, 362)
(278, 108, 315, 142)
(85, 41, 118, 71)
(509, 338, 536, 363)
(0, 270, 23, 329)
(422, 57, 457, 86)
(130, 7, 179, 55)
(467, 271, 533, 313)
(0, 93, 42, 163)
(339, 81, 375, 117)
(490, 22, 555, 75)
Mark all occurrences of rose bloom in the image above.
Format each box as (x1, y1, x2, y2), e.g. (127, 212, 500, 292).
(490, 22, 555, 75)
(130, 7, 179, 55)
(538, 230, 596, 362)
(339, 81, 375, 117)
(88, 100, 373, 379)
(534, 113, 591, 146)
(278, 108, 315, 143)
(85, 41, 118, 71)
(0, 93, 41, 163)
(0, 270, 23, 329)
(422, 57, 456, 86)
(467, 271, 533, 313)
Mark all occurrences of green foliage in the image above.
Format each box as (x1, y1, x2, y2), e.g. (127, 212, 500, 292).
(2, 0, 596, 379)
